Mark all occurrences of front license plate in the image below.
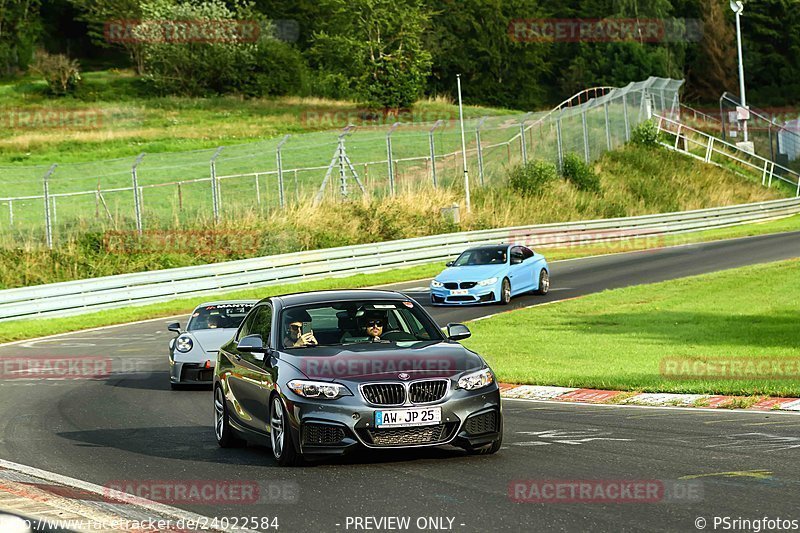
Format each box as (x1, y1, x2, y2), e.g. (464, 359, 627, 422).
(450, 289, 468, 295)
(375, 407, 442, 428)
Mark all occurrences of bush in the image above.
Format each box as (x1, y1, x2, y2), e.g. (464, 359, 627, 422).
(631, 120, 661, 147)
(561, 153, 601, 193)
(32, 51, 81, 95)
(508, 160, 559, 196)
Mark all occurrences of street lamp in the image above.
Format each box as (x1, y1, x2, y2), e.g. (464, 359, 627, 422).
(731, 0, 750, 147)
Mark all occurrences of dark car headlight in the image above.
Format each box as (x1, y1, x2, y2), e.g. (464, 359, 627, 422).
(287, 380, 353, 400)
(457, 368, 494, 390)
(175, 336, 193, 353)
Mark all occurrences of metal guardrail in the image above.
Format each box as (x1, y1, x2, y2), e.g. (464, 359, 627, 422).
(655, 113, 800, 195)
(1, 196, 799, 321)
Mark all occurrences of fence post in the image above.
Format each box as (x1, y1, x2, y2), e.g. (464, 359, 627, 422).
(8, 199, 13, 226)
(42, 164, 57, 249)
(623, 93, 630, 141)
(604, 102, 611, 151)
(519, 112, 533, 164)
(210, 147, 223, 223)
(475, 116, 487, 186)
(556, 113, 564, 172)
(338, 132, 348, 198)
(177, 182, 183, 210)
(581, 108, 590, 164)
(386, 122, 400, 196)
(52, 196, 57, 226)
(131, 153, 145, 235)
(428, 119, 443, 188)
(276, 134, 290, 208)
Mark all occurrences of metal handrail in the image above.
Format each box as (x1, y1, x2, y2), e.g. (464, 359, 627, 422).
(1, 196, 798, 321)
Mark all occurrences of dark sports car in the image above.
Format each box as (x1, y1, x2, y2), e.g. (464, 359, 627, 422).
(213, 289, 502, 466)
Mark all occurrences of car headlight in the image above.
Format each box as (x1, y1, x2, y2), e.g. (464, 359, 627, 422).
(477, 277, 498, 286)
(431, 280, 444, 288)
(287, 380, 353, 400)
(458, 368, 494, 390)
(175, 336, 193, 353)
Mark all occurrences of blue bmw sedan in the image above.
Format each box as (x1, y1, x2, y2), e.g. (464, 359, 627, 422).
(430, 244, 549, 305)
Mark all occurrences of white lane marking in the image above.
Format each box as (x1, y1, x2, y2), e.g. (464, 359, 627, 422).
(502, 397, 800, 415)
(0, 458, 257, 533)
(706, 433, 800, 452)
(402, 287, 431, 292)
(512, 428, 632, 446)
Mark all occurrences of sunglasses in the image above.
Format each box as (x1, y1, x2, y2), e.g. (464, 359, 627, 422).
(366, 320, 383, 328)
(289, 324, 303, 331)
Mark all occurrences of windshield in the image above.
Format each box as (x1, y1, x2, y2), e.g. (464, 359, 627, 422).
(279, 300, 444, 350)
(453, 246, 508, 266)
(187, 303, 254, 331)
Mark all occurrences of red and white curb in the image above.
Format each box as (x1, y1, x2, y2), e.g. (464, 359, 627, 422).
(500, 384, 800, 412)
(0, 459, 257, 533)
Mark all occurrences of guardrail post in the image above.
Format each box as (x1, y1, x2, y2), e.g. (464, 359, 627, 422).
(556, 113, 564, 172)
(131, 154, 145, 235)
(581, 108, 590, 164)
(429, 119, 443, 188)
(210, 147, 223, 223)
(475, 116, 487, 186)
(604, 102, 611, 151)
(705, 137, 714, 163)
(519, 112, 533, 164)
(276, 135, 289, 208)
(42, 164, 57, 249)
(623, 93, 630, 141)
(386, 122, 400, 196)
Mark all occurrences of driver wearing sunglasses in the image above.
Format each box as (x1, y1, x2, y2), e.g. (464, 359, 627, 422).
(364, 317, 384, 341)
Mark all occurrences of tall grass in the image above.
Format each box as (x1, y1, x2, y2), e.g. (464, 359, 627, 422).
(0, 143, 784, 290)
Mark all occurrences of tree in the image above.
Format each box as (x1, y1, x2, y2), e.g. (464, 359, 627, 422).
(68, 0, 145, 73)
(308, 0, 432, 109)
(685, 0, 736, 101)
(0, 0, 41, 75)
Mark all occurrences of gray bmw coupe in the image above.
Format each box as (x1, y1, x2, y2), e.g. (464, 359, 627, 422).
(213, 290, 502, 466)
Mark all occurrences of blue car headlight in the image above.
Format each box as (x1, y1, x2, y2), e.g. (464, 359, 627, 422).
(175, 336, 193, 353)
(457, 368, 494, 390)
(477, 277, 498, 287)
(431, 280, 444, 288)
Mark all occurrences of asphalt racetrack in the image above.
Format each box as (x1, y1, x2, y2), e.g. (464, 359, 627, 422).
(1, 231, 799, 532)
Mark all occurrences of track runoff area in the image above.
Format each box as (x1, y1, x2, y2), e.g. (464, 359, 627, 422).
(0, 230, 799, 532)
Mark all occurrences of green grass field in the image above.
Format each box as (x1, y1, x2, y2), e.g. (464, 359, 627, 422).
(463, 258, 800, 397)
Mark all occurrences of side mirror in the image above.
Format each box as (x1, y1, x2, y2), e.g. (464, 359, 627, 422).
(511, 256, 523, 265)
(237, 334, 266, 353)
(445, 261, 454, 267)
(446, 323, 471, 341)
(167, 322, 181, 334)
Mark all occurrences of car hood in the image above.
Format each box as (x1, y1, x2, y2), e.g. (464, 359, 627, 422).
(186, 328, 237, 353)
(434, 265, 506, 283)
(279, 341, 484, 382)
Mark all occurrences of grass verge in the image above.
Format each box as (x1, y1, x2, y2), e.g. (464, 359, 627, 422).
(462, 258, 800, 397)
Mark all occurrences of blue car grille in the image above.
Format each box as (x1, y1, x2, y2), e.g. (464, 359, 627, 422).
(460, 282, 477, 289)
(443, 282, 458, 290)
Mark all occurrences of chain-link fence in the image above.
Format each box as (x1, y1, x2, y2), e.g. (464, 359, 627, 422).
(0, 77, 682, 248)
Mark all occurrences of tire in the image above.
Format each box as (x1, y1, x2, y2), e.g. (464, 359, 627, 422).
(214, 385, 245, 448)
(270, 395, 302, 466)
(170, 382, 181, 391)
(499, 278, 512, 305)
(534, 269, 550, 295)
